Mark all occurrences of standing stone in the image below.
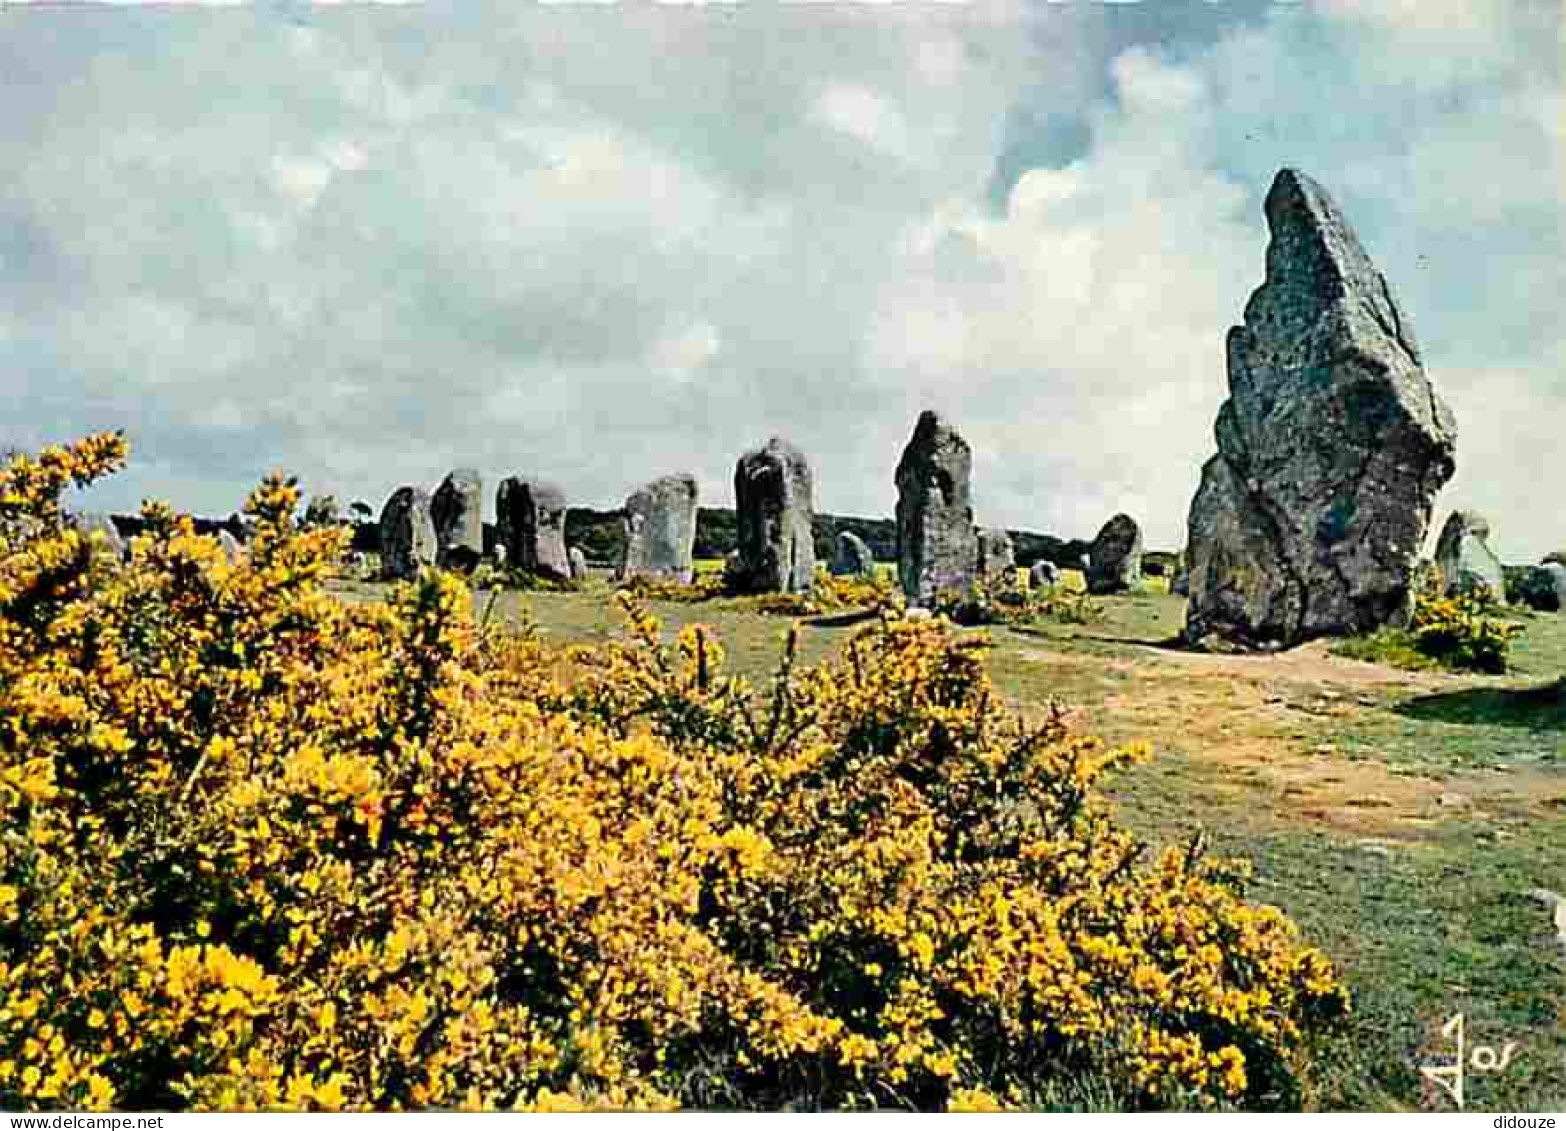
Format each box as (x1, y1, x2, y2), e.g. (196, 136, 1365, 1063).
(619, 474, 699, 584)
(217, 529, 246, 566)
(432, 469, 483, 572)
(225, 512, 258, 544)
(568, 545, 589, 581)
(831, 531, 877, 579)
(496, 476, 570, 580)
(1434, 510, 1505, 601)
(67, 511, 126, 562)
(1510, 565, 1565, 612)
(895, 411, 978, 606)
(379, 486, 438, 580)
(1087, 514, 1143, 595)
(976, 527, 1016, 587)
(1545, 564, 1566, 612)
(1183, 168, 1457, 649)
(1029, 560, 1061, 589)
(733, 438, 816, 594)
(722, 549, 744, 587)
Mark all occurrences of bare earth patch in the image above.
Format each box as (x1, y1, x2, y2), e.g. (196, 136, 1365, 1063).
(1117, 637, 1453, 689)
(1005, 637, 1563, 841)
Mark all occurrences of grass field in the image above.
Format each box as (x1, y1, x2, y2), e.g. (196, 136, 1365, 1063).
(334, 575, 1566, 1110)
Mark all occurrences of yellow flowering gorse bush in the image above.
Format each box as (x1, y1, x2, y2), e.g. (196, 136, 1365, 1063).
(1408, 570, 1519, 674)
(1, 435, 1348, 1112)
(617, 568, 894, 619)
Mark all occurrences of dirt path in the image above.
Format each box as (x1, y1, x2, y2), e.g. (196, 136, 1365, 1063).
(1111, 636, 1458, 689)
(1003, 638, 1564, 842)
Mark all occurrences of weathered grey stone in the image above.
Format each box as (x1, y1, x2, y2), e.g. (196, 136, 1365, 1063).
(496, 476, 570, 580)
(225, 513, 258, 543)
(568, 545, 589, 581)
(831, 531, 877, 579)
(432, 469, 483, 572)
(218, 529, 245, 566)
(67, 511, 126, 562)
(619, 473, 699, 584)
(1546, 564, 1566, 611)
(1184, 168, 1457, 649)
(895, 411, 977, 606)
(1087, 514, 1143, 595)
(976, 527, 1016, 587)
(444, 544, 482, 574)
(1140, 551, 1178, 578)
(302, 494, 341, 530)
(1434, 510, 1505, 601)
(733, 438, 815, 594)
(1029, 560, 1060, 589)
(379, 486, 438, 580)
(1515, 564, 1566, 612)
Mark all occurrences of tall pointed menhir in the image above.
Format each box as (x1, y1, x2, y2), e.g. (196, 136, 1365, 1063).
(1183, 169, 1457, 649)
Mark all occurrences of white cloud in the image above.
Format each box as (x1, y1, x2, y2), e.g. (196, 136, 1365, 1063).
(1110, 47, 1205, 115)
(914, 35, 965, 86)
(650, 321, 722, 381)
(1314, 0, 1506, 45)
(271, 154, 335, 207)
(811, 83, 914, 162)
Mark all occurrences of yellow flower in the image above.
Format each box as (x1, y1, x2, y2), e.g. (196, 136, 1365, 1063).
(85, 1073, 116, 1110)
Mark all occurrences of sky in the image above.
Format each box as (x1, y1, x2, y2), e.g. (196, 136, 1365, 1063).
(2, 0, 1561, 557)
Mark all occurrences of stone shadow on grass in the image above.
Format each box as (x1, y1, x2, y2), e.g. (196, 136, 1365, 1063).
(1067, 632, 1193, 652)
(1393, 677, 1566, 731)
(803, 609, 881, 629)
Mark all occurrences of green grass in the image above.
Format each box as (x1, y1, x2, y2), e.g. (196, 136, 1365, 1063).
(1097, 739, 1566, 1110)
(1331, 610, 1566, 776)
(1333, 691, 1565, 776)
(1333, 629, 1441, 673)
(327, 576, 1566, 1111)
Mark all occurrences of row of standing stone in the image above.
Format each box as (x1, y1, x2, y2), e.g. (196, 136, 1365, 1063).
(376, 167, 1550, 642)
(891, 410, 1143, 603)
(380, 472, 583, 582)
(52, 171, 1566, 642)
(376, 445, 825, 590)
(375, 418, 1146, 604)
